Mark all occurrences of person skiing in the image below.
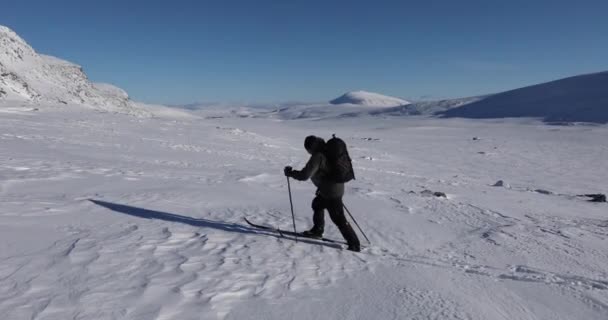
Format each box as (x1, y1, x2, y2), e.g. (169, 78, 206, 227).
(284, 135, 361, 252)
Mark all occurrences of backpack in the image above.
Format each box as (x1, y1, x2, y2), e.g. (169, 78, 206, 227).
(323, 134, 355, 183)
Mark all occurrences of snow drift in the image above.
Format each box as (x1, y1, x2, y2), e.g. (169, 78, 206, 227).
(439, 71, 608, 123)
(330, 91, 409, 107)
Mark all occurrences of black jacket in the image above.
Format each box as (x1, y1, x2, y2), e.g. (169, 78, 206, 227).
(290, 138, 345, 199)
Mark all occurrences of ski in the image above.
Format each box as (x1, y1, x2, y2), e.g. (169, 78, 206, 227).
(244, 217, 346, 245)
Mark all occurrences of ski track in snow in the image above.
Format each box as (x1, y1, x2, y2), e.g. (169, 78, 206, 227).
(1, 107, 607, 319)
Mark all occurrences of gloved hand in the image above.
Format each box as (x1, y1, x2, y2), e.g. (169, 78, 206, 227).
(284, 166, 293, 177)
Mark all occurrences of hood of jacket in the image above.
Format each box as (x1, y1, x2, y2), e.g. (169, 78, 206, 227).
(305, 136, 326, 154)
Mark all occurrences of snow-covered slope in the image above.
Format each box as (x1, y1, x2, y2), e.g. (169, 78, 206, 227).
(440, 71, 608, 123)
(330, 90, 410, 107)
(371, 96, 486, 116)
(0, 25, 148, 116)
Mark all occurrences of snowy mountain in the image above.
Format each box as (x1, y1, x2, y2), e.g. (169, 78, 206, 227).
(440, 71, 608, 123)
(330, 90, 410, 107)
(168, 70, 608, 123)
(370, 96, 486, 116)
(242, 96, 482, 121)
(0, 25, 148, 116)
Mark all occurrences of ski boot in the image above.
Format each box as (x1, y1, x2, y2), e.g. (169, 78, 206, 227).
(301, 228, 323, 239)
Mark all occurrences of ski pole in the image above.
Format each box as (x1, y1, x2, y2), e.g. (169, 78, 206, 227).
(286, 177, 298, 242)
(343, 203, 371, 245)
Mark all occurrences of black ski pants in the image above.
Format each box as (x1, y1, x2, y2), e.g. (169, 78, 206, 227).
(311, 196, 360, 247)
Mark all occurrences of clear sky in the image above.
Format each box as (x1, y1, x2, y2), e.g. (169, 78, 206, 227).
(2, 0, 607, 104)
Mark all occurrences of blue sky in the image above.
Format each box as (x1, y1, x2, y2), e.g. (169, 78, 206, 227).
(2, 0, 607, 104)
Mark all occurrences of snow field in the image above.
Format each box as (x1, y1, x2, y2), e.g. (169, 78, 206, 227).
(1, 106, 607, 319)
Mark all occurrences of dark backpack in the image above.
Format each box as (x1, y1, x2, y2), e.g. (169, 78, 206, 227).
(323, 134, 355, 183)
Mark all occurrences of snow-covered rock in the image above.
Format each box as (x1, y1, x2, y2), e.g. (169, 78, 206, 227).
(93, 82, 130, 100)
(492, 180, 510, 188)
(439, 71, 608, 123)
(0, 25, 148, 116)
(330, 90, 410, 107)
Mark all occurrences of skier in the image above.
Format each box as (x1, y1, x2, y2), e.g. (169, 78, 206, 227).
(284, 135, 361, 252)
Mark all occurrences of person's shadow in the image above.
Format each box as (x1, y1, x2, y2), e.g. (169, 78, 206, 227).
(88, 199, 340, 249)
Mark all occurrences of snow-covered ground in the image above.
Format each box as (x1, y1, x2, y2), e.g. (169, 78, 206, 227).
(1, 103, 607, 320)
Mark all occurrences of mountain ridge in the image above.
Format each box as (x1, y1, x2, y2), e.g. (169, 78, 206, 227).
(330, 90, 410, 107)
(0, 25, 148, 116)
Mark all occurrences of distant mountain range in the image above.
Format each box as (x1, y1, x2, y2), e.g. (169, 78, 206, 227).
(2, 25, 606, 123)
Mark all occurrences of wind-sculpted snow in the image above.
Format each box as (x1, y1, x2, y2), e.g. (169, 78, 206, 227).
(0, 106, 607, 319)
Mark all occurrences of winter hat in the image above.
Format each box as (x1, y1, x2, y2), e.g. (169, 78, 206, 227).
(304, 135, 317, 150)
(304, 135, 325, 152)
